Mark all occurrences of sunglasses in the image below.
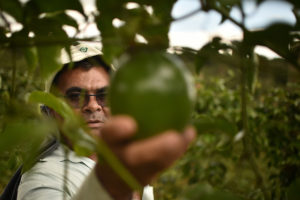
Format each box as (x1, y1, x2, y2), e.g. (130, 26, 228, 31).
(64, 87, 107, 108)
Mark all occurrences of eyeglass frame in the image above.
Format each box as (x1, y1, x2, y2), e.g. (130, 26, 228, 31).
(63, 86, 107, 109)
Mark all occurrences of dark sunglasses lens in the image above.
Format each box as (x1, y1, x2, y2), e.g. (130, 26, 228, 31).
(65, 91, 106, 108)
(66, 93, 79, 107)
(66, 92, 86, 108)
(96, 93, 106, 107)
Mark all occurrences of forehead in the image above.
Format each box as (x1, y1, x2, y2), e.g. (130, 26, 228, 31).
(56, 66, 110, 93)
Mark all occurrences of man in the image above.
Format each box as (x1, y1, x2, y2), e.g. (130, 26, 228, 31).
(16, 43, 196, 200)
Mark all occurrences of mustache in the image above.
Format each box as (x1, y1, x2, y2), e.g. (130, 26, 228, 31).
(82, 113, 108, 122)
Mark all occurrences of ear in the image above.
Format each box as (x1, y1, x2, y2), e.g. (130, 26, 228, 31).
(40, 105, 52, 116)
(40, 105, 60, 119)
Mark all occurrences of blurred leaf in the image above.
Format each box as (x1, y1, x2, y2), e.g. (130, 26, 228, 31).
(140, 0, 175, 20)
(200, 0, 212, 11)
(24, 46, 38, 73)
(181, 183, 242, 200)
(28, 91, 74, 119)
(287, 178, 300, 200)
(195, 37, 238, 73)
(32, 16, 70, 38)
(193, 115, 238, 136)
(65, 126, 97, 157)
(37, 45, 62, 79)
(28, 91, 97, 156)
(27, 18, 69, 78)
(0, 118, 53, 173)
(96, 0, 126, 62)
(96, 0, 175, 62)
(219, 0, 240, 5)
(286, 0, 300, 8)
(10, 29, 31, 47)
(101, 40, 125, 64)
(212, 0, 240, 24)
(0, 27, 7, 41)
(139, 0, 175, 46)
(45, 12, 79, 29)
(96, 0, 124, 35)
(30, 0, 85, 16)
(244, 23, 297, 67)
(96, 139, 142, 191)
(1, 91, 10, 104)
(0, 0, 23, 22)
(0, 120, 51, 153)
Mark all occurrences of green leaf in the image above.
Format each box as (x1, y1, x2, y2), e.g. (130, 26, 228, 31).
(37, 45, 62, 79)
(28, 91, 97, 156)
(139, 0, 175, 46)
(28, 91, 74, 119)
(101, 41, 126, 64)
(33, 16, 70, 37)
(192, 115, 238, 136)
(65, 126, 97, 157)
(96, 0, 175, 59)
(218, 0, 240, 6)
(0, 0, 23, 22)
(96, 0, 126, 62)
(0, 120, 51, 153)
(96, 139, 142, 191)
(195, 37, 239, 73)
(24, 46, 38, 73)
(286, 0, 300, 9)
(287, 178, 300, 200)
(181, 183, 243, 200)
(244, 23, 295, 64)
(30, 0, 85, 16)
(44, 12, 79, 28)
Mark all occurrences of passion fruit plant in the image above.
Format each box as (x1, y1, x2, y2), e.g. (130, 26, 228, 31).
(0, 0, 300, 200)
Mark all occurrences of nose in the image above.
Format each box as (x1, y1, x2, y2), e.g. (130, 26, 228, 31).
(82, 96, 102, 113)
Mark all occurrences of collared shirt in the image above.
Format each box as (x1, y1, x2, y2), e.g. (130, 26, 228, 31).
(17, 145, 154, 200)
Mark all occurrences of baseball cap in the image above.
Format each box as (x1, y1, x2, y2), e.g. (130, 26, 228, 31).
(45, 42, 111, 92)
(60, 42, 103, 65)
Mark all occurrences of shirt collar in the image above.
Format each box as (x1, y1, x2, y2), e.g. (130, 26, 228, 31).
(40, 145, 95, 169)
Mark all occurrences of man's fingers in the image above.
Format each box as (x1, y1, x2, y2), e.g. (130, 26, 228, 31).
(182, 126, 196, 146)
(98, 124, 196, 186)
(122, 130, 193, 174)
(101, 115, 137, 144)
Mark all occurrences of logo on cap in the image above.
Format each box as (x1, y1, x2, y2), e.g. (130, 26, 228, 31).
(79, 47, 88, 52)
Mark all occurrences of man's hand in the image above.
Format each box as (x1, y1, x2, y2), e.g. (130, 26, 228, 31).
(95, 115, 196, 200)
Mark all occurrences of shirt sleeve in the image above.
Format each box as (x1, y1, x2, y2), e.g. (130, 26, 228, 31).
(142, 185, 154, 200)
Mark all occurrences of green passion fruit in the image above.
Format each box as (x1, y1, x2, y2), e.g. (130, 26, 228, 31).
(108, 50, 196, 139)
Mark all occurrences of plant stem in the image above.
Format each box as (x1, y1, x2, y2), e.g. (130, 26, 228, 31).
(214, 4, 300, 71)
(172, 8, 202, 22)
(10, 49, 17, 98)
(240, 54, 270, 200)
(212, 5, 248, 33)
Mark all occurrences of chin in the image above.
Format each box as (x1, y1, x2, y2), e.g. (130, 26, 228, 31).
(90, 128, 102, 138)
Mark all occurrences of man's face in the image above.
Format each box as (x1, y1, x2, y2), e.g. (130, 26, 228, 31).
(55, 66, 110, 137)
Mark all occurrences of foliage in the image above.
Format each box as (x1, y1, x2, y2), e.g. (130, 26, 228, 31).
(0, 0, 300, 200)
(154, 76, 300, 200)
